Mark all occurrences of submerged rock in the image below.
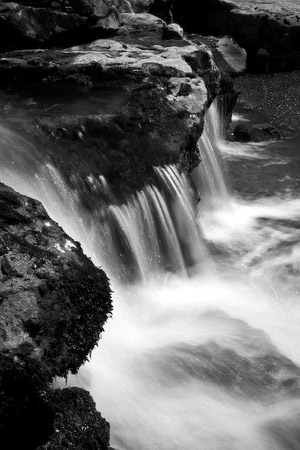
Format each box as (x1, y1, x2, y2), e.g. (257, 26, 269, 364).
(145, 311, 300, 400)
(233, 123, 281, 142)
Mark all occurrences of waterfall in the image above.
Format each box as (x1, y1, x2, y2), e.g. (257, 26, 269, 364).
(2, 102, 300, 450)
(107, 165, 208, 281)
(192, 102, 232, 210)
(0, 122, 206, 281)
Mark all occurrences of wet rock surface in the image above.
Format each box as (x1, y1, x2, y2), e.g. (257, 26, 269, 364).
(145, 312, 300, 400)
(233, 123, 281, 142)
(0, 182, 112, 448)
(0, 4, 248, 449)
(0, 19, 241, 207)
(37, 387, 110, 450)
(0, 0, 123, 51)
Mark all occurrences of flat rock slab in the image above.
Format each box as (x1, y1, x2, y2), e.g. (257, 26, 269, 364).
(222, 0, 300, 14)
(0, 26, 233, 205)
(172, 0, 300, 71)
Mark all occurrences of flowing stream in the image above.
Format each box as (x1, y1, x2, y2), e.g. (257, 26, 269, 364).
(2, 100, 300, 450)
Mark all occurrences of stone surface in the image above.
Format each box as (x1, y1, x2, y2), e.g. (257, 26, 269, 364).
(172, 0, 300, 71)
(162, 22, 183, 40)
(0, 2, 88, 51)
(0, 0, 124, 51)
(191, 35, 247, 76)
(0, 26, 239, 206)
(0, 182, 112, 447)
(126, 0, 174, 22)
(120, 11, 165, 32)
(0, 8, 246, 448)
(0, 182, 112, 377)
(37, 387, 110, 450)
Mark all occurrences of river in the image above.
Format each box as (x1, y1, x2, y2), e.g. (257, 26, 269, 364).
(1, 90, 300, 450)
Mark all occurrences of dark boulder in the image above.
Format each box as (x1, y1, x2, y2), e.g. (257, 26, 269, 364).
(123, 0, 174, 23)
(37, 387, 110, 450)
(0, 0, 123, 51)
(0, 2, 88, 50)
(0, 182, 112, 447)
(233, 123, 281, 142)
(162, 22, 183, 40)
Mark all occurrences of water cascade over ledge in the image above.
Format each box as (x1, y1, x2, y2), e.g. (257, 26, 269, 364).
(2, 102, 300, 450)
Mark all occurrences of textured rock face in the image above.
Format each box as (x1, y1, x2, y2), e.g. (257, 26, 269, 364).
(120, 11, 165, 30)
(0, 182, 112, 376)
(125, 0, 174, 22)
(0, 0, 123, 51)
(0, 2, 87, 50)
(37, 388, 110, 450)
(172, 0, 300, 72)
(0, 6, 247, 449)
(0, 182, 112, 447)
(0, 18, 240, 207)
(162, 22, 183, 39)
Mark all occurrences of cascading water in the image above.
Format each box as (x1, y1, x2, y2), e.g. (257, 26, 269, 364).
(2, 101, 300, 450)
(192, 103, 232, 211)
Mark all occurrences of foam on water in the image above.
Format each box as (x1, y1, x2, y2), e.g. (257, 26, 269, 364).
(1, 102, 300, 450)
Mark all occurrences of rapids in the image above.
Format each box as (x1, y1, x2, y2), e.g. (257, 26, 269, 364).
(2, 101, 300, 450)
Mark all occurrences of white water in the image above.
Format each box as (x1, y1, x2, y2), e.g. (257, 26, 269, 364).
(2, 103, 300, 450)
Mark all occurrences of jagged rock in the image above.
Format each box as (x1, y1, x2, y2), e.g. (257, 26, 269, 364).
(163, 22, 183, 40)
(191, 35, 247, 76)
(0, 182, 112, 446)
(233, 123, 281, 142)
(37, 387, 110, 450)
